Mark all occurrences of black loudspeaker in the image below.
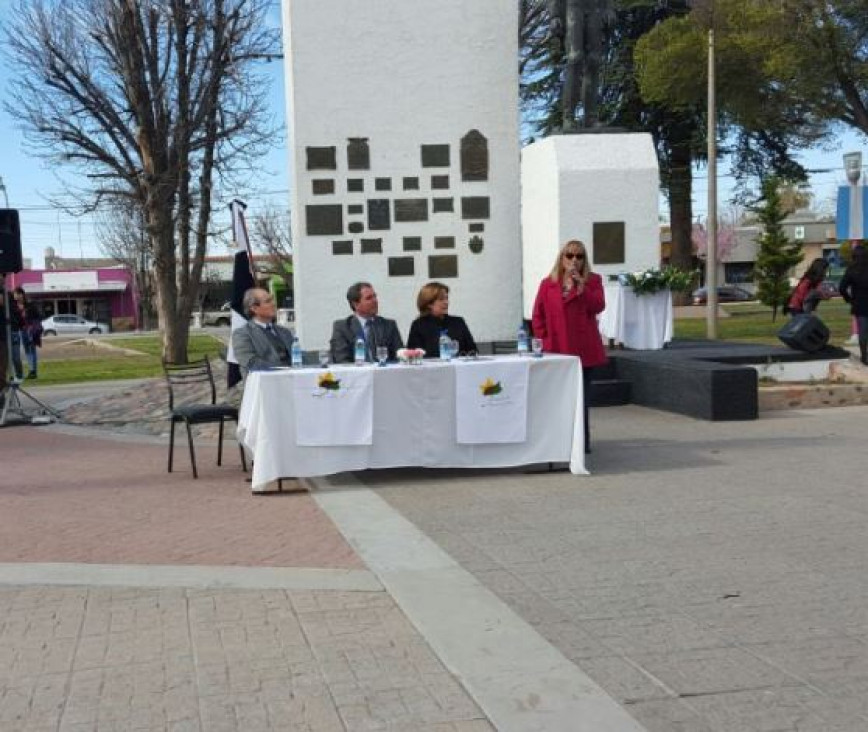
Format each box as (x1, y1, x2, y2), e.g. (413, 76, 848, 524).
(777, 313, 830, 353)
(0, 209, 23, 273)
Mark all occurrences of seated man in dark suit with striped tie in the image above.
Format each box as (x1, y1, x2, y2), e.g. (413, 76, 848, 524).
(330, 281, 403, 363)
(232, 288, 296, 378)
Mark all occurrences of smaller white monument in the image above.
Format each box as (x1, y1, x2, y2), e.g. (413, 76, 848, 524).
(521, 133, 660, 318)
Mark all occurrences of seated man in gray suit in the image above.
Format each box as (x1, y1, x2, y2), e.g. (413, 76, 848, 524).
(330, 281, 403, 363)
(232, 288, 296, 378)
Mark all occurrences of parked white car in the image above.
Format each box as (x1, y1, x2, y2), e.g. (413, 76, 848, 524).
(41, 314, 107, 336)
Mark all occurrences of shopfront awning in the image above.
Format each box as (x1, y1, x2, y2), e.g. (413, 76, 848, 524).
(26, 281, 129, 295)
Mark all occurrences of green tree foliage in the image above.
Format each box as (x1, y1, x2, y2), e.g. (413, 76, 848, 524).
(636, 0, 828, 186)
(751, 178, 803, 321)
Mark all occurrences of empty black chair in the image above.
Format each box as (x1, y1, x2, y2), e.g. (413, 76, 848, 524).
(163, 357, 247, 479)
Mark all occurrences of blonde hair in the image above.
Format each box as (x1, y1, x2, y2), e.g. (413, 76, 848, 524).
(416, 281, 449, 315)
(548, 240, 591, 282)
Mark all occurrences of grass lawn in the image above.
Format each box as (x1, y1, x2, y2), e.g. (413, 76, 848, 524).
(674, 299, 855, 345)
(33, 334, 225, 386)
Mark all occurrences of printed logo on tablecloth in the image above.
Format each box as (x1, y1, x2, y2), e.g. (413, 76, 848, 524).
(294, 368, 374, 446)
(315, 371, 342, 393)
(480, 377, 503, 397)
(455, 360, 530, 444)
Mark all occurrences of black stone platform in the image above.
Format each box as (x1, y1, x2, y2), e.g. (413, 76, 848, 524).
(597, 340, 850, 421)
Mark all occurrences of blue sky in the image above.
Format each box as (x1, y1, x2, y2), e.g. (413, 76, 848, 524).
(0, 0, 865, 267)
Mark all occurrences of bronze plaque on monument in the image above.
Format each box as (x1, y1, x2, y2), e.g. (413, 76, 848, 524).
(312, 179, 335, 195)
(347, 138, 370, 170)
(367, 200, 391, 231)
(421, 144, 450, 168)
(428, 255, 458, 278)
(460, 130, 488, 181)
(388, 257, 415, 276)
(306, 205, 343, 236)
(461, 196, 490, 220)
(394, 199, 429, 222)
(593, 222, 625, 264)
(306, 147, 337, 170)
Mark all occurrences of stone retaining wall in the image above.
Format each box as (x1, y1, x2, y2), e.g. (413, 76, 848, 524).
(760, 382, 868, 411)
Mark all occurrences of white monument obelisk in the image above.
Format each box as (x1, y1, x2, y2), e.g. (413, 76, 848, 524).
(283, 0, 521, 349)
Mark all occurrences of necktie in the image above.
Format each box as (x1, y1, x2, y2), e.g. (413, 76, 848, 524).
(364, 320, 374, 361)
(264, 325, 289, 362)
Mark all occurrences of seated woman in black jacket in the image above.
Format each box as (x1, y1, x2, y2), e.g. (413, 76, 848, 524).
(407, 282, 477, 357)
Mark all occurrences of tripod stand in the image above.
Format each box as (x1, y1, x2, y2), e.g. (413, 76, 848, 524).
(0, 279, 59, 427)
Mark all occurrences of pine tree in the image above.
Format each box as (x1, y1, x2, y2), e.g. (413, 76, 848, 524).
(751, 177, 802, 321)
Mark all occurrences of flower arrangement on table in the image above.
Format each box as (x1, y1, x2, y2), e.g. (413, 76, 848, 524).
(619, 267, 696, 296)
(396, 348, 425, 364)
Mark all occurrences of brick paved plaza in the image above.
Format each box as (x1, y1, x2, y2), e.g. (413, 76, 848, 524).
(3, 381, 868, 731)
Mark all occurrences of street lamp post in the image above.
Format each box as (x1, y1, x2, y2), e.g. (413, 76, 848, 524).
(842, 152, 863, 345)
(706, 22, 718, 339)
(0, 175, 8, 208)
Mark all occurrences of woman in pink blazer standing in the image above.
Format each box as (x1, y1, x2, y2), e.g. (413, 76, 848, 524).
(532, 239, 607, 453)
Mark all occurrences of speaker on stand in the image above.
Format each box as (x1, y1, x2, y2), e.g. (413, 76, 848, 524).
(0, 209, 23, 274)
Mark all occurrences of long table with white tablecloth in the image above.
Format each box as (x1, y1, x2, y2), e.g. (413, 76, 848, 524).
(237, 354, 587, 491)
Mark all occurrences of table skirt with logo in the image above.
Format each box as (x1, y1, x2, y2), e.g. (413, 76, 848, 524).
(237, 355, 588, 491)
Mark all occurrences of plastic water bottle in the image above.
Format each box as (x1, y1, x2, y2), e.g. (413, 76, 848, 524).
(439, 330, 451, 361)
(290, 338, 303, 367)
(354, 337, 366, 366)
(517, 326, 529, 357)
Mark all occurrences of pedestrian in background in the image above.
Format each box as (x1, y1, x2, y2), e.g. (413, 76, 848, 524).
(839, 247, 868, 365)
(13, 287, 41, 379)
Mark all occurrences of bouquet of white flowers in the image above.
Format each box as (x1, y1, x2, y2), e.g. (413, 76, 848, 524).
(620, 267, 696, 296)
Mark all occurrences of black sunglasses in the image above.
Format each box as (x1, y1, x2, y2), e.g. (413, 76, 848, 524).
(564, 252, 584, 260)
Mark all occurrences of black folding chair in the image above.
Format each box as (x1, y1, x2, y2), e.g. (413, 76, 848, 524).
(163, 357, 247, 479)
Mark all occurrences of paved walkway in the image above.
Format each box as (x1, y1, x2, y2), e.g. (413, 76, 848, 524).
(3, 378, 868, 730)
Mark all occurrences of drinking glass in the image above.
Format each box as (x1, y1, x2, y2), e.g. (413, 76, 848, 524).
(318, 349, 330, 368)
(450, 340, 460, 360)
(376, 345, 389, 366)
(531, 337, 543, 358)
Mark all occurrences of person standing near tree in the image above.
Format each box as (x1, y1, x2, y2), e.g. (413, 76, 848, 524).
(839, 247, 868, 365)
(5, 283, 24, 381)
(13, 288, 41, 379)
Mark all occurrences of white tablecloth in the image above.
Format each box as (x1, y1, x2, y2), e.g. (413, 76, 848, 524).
(237, 355, 587, 491)
(600, 284, 673, 350)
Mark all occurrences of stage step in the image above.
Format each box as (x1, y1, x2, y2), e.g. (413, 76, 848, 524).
(590, 378, 631, 407)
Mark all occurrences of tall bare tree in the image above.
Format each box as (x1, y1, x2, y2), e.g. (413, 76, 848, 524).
(3, 0, 278, 361)
(251, 204, 292, 278)
(96, 201, 156, 330)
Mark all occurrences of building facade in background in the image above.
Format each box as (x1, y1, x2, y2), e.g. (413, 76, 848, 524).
(6, 264, 139, 331)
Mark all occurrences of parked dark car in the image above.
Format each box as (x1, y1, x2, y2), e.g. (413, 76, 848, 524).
(691, 285, 754, 305)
